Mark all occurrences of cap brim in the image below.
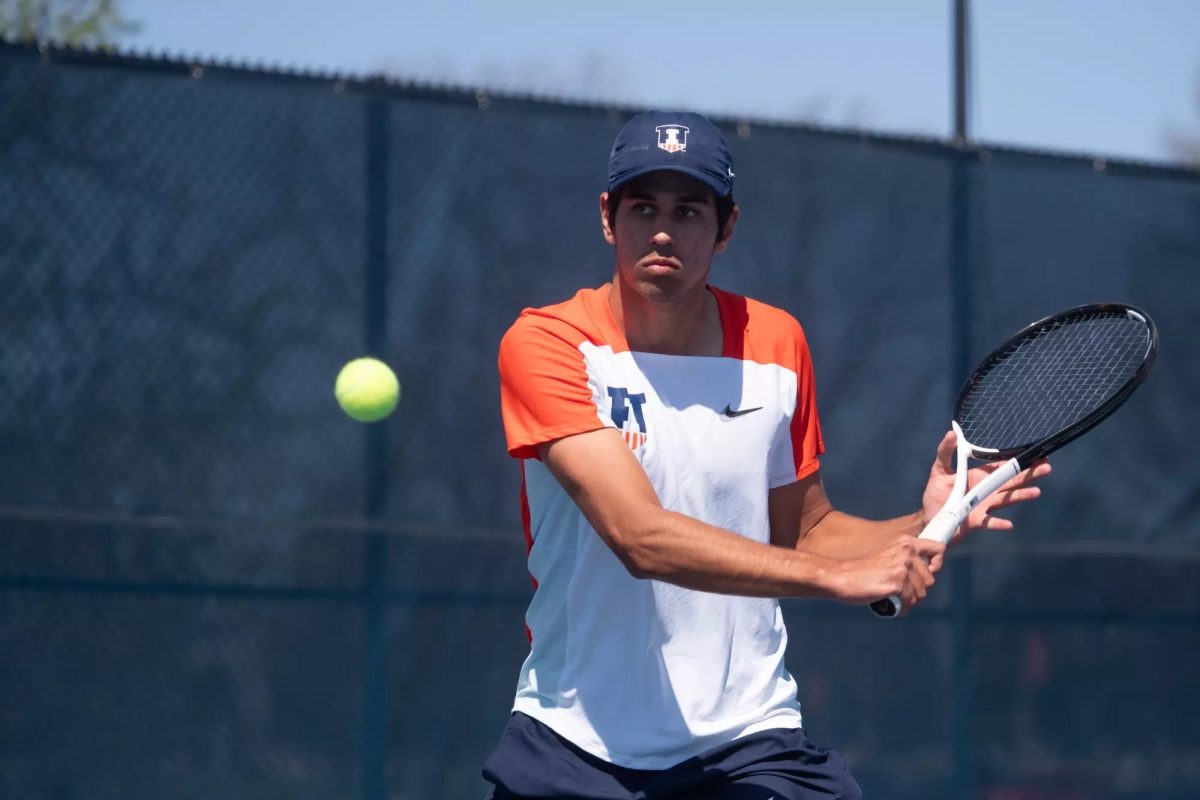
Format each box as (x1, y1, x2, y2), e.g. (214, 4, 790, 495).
(608, 165, 731, 198)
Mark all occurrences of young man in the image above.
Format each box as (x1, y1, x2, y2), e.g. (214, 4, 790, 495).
(483, 112, 1049, 799)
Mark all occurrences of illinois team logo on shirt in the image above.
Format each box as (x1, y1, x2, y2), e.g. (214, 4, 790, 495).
(608, 387, 648, 450)
(655, 125, 688, 154)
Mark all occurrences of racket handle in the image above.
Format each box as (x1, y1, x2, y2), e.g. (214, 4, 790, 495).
(870, 458, 1022, 619)
(919, 506, 968, 545)
(869, 510, 961, 618)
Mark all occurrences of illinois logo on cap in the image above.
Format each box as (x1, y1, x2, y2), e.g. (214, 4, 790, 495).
(655, 124, 689, 153)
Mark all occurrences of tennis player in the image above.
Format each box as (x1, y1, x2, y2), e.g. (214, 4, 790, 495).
(483, 111, 1050, 799)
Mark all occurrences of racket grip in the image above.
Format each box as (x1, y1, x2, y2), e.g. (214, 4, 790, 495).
(871, 458, 1022, 619)
(919, 507, 968, 545)
(869, 510, 962, 618)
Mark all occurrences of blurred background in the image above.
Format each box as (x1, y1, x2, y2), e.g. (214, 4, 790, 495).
(1, 2, 1198, 799)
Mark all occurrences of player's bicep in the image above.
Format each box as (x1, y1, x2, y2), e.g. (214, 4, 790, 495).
(538, 428, 663, 568)
(768, 471, 832, 550)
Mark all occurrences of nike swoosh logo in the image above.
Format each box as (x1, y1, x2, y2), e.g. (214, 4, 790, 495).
(722, 404, 762, 418)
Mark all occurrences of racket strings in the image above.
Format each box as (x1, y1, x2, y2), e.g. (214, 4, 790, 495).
(958, 310, 1150, 452)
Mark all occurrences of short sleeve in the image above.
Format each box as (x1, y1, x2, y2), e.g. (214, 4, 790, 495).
(498, 316, 607, 460)
(768, 322, 825, 487)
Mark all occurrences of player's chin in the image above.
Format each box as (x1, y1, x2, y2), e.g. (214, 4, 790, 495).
(635, 268, 702, 299)
(633, 275, 688, 302)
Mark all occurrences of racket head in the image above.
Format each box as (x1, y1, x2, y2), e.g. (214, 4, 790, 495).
(954, 303, 1157, 462)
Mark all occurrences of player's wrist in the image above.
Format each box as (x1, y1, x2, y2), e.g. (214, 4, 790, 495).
(808, 553, 851, 601)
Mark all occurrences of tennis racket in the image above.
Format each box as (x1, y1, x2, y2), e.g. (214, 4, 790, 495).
(870, 303, 1158, 619)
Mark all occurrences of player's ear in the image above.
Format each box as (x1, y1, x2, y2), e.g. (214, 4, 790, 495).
(714, 204, 739, 254)
(600, 192, 617, 246)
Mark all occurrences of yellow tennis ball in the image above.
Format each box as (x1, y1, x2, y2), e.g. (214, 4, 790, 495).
(335, 358, 400, 422)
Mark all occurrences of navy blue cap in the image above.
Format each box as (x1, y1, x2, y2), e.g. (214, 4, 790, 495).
(607, 111, 735, 198)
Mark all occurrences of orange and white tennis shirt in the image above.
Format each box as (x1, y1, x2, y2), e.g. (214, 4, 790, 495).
(498, 283, 824, 770)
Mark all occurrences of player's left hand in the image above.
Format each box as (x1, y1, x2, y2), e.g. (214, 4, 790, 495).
(921, 430, 1052, 543)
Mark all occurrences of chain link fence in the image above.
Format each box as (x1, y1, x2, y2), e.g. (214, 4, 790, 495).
(2, 42, 1199, 799)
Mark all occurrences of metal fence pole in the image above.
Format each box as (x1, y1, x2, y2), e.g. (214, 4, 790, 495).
(951, 2, 975, 796)
(954, 0, 971, 146)
(362, 97, 391, 800)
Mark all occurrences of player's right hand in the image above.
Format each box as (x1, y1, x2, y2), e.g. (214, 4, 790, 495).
(829, 536, 945, 613)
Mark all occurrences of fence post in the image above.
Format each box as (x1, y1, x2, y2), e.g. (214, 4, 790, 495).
(362, 96, 390, 800)
(949, 150, 975, 800)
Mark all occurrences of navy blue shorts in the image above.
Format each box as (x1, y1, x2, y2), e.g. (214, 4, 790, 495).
(482, 712, 862, 800)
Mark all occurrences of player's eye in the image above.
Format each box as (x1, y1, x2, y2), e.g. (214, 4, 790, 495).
(677, 206, 700, 218)
(631, 202, 656, 215)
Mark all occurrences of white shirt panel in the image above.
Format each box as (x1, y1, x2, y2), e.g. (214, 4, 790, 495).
(513, 343, 807, 769)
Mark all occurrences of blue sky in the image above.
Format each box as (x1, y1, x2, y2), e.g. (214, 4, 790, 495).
(121, 0, 1200, 165)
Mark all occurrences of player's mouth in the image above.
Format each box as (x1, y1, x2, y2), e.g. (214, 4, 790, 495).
(640, 256, 682, 276)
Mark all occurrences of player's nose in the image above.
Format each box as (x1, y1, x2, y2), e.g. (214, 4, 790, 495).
(650, 229, 672, 246)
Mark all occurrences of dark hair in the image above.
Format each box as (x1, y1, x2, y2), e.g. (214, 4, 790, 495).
(605, 188, 736, 243)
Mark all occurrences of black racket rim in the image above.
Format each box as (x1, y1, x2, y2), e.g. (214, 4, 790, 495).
(954, 302, 1158, 463)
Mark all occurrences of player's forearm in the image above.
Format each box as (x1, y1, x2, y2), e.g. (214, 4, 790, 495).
(619, 509, 846, 599)
(795, 509, 923, 559)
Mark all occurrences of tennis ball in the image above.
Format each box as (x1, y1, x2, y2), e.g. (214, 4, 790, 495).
(334, 357, 400, 422)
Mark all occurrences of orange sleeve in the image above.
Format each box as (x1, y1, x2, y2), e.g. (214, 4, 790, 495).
(789, 326, 825, 481)
(767, 317, 825, 487)
(498, 315, 606, 460)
